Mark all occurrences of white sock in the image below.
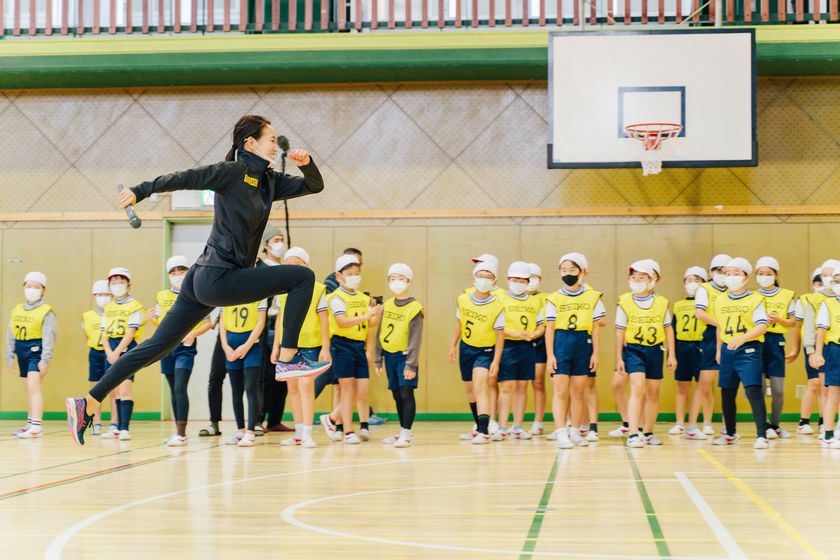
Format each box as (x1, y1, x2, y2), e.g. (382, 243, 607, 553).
(294, 424, 303, 438)
(399, 428, 412, 440)
(30, 420, 42, 432)
(302, 425, 313, 440)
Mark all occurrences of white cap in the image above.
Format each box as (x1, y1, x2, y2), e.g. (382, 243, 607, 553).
(473, 261, 498, 278)
(727, 257, 753, 275)
(471, 253, 499, 268)
(684, 266, 708, 281)
(643, 259, 661, 277)
(335, 254, 360, 273)
(24, 271, 47, 288)
(284, 247, 311, 264)
(166, 255, 190, 273)
(821, 259, 840, 271)
(108, 267, 132, 281)
(813, 267, 824, 280)
(558, 252, 588, 270)
(92, 280, 111, 295)
(710, 254, 732, 270)
(387, 263, 413, 280)
(528, 263, 542, 278)
(507, 261, 532, 279)
(628, 260, 656, 277)
(755, 256, 779, 272)
(832, 267, 840, 278)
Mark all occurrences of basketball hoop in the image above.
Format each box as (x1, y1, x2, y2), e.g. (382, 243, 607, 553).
(624, 123, 682, 176)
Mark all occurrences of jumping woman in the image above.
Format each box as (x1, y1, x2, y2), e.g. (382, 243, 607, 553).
(66, 115, 331, 445)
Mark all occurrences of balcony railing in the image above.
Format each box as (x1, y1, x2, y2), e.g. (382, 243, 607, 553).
(0, 0, 831, 37)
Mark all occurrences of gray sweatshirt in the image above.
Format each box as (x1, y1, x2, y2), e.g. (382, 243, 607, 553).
(6, 301, 57, 369)
(801, 288, 835, 354)
(374, 297, 424, 370)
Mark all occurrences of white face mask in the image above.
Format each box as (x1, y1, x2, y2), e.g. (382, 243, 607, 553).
(684, 282, 700, 297)
(343, 275, 362, 290)
(170, 274, 185, 290)
(251, 139, 280, 168)
(629, 281, 648, 294)
(110, 283, 128, 298)
(388, 280, 408, 295)
(95, 296, 112, 308)
(724, 275, 745, 291)
(268, 242, 286, 258)
(528, 278, 540, 292)
(833, 284, 840, 297)
(712, 272, 726, 288)
(509, 281, 528, 295)
(474, 277, 495, 294)
(756, 274, 775, 289)
(822, 276, 834, 288)
(647, 279, 657, 291)
(24, 288, 42, 303)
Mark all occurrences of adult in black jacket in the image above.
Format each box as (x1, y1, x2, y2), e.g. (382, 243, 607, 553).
(66, 115, 331, 445)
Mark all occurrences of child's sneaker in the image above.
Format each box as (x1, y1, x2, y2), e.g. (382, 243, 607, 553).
(319, 414, 336, 438)
(798, 423, 815, 435)
(643, 434, 663, 446)
(528, 422, 544, 436)
(165, 435, 188, 447)
(609, 425, 630, 438)
(359, 428, 370, 442)
(556, 430, 574, 450)
(569, 431, 589, 447)
(344, 432, 361, 445)
(118, 430, 132, 441)
(545, 430, 558, 441)
(280, 436, 302, 447)
(382, 434, 400, 445)
(17, 428, 43, 439)
(65, 397, 94, 446)
(459, 431, 478, 441)
(10, 424, 29, 436)
(668, 424, 684, 435)
(753, 437, 770, 449)
(774, 427, 791, 439)
(225, 433, 244, 445)
(101, 427, 120, 439)
(393, 436, 413, 448)
(489, 420, 500, 435)
(301, 438, 318, 448)
(275, 353, 331, 381)
(683, 427, 708, 440)
(491, 428, 509, 441)
(471, 433, 491, 445)
(765, 428, 778, 440)
(702, 424, 715, 436)
(713, 434, 740, 446)
(512, 427, 533, 440)
(820, 436, 840, 449)
(585, 430, 599, 442)
(626, 435, 645, 448)
(237, 433, 256, 447)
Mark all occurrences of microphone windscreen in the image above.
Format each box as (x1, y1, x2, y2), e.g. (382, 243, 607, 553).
(278, 135, 290, 151)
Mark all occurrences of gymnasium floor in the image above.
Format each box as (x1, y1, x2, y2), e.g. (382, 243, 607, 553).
(1, 421, 837, 560)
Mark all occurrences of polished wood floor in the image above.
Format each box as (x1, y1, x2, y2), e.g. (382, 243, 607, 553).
(1, 421, 838, 560)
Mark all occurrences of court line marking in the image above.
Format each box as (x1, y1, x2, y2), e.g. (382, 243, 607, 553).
(519, 453, 560, 559)
(0, 442, 165, 481)
(43, 449, 551, 560)
(674, 472, 747, 560)
(698, 449, 827, 560)
(626, 449, 672, 558)
(280, 480, 724, 560)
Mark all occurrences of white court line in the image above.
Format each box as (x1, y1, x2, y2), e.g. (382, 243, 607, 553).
(675, 472, 748, 560)
(281, 481, 725, 560)
(42, 448, 551, 560)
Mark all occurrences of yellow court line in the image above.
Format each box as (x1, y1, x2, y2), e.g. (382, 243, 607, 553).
(698, 449, 827, 560)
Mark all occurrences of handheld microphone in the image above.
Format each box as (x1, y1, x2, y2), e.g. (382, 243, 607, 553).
(117, 184, 142, 229)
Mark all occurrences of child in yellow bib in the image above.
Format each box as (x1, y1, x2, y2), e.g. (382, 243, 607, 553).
(670, 267, 709, 437)
(449, 261, 505, 445)
(325, 254, 381, 444)
(272, 247, 330, 449)
(375, 263, 424, 448)
(526, 263, 550, 437)
(616, 260, 676, 449)
(712, 257, 770, 449)
(220, 297, 268, 447)
(101, 267, 145, 441)
(754, 256, 796, 439)
(811, 265, 840, 448)
(82, 280, 112, 436)
(147, 256, 212, 447)
(5, 272, 55, 439)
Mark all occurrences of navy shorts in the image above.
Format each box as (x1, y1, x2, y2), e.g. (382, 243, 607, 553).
(699, 325, 719, 371)
(805, 349, 822, 380)
(459, 340, 494, 382)
(384, 350, 418, 390)
(331, 336, 369, 379)
(105, 338, 136, 381)
(675, 340, 702, 382)
(88, 348, 107, 382)
(532, 336, 547, 364)
(718, 341, 763, 390)
(499, 340, 536, 382)
(224, 332, 263, 371)
(14, 339, 42, 378)
(298, 347, 321, 362)
(552, 330, 593, 377)
(762, 332, 786, 378)
(161, 343, 198, 376)
(623, 343, 664, 380)
(824, 343, 840, 387)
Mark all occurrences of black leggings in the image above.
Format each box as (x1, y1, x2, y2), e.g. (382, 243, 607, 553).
(260, 327, 288, 427)
(392, 387, 416, 430)
(163, 368, 192, 422)
(90, 263, 314, 402)
(230, 368, 261, 431)
(208, 336, 226, 423)
(722, 384, 768, 438)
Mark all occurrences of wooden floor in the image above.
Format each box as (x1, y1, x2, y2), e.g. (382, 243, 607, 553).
(1, 421, 839, 560)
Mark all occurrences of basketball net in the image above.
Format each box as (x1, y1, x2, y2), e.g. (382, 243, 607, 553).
(624, 123, 682, 176)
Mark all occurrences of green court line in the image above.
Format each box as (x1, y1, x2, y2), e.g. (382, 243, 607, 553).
(518, 454, 559, 559)
(625, 449, 671, 558)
